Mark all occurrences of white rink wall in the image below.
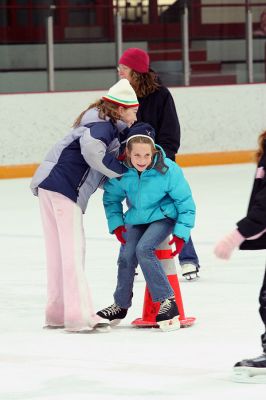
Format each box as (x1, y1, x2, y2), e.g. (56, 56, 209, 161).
(1, 83, 266, 165)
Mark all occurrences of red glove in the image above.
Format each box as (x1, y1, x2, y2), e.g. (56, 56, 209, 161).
(168, 236, 185, 257)
(114, 226, 127, 245)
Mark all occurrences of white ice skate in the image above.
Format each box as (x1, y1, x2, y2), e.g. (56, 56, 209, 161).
(181, 263, 199, 280)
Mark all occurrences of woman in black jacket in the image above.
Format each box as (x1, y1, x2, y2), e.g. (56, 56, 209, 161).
(117, 47, 200, 280)
(215, 130, 266, 381)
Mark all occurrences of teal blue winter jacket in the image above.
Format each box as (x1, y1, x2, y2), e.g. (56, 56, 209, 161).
(103, 146, 195, 242)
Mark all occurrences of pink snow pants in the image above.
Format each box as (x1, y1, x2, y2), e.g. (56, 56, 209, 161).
(39, 188, 102, 330)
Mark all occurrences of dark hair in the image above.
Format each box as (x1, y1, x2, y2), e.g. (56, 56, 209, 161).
(129, 70, 160, 98)
(73, 99, 123, 127)
(255, 130, 266, 162)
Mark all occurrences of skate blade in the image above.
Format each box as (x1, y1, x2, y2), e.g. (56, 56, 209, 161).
(183, 273, 199, 281)
(233, 367, 266, 383)
(43, 325, 65, 330)
(158, 316, 181, 332)
(110, 319, 123, 327)
(64, 326, 94, 333)
(93, 322, 111, 333)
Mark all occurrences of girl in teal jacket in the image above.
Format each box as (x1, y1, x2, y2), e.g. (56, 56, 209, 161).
(98, 123, 195, 331)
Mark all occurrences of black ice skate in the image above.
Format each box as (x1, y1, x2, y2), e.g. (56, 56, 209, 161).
(97, 303, 127, 326)
(233, 353, 266, 383)
(156, 297, 180, 332)
(181, 264, 199, 280)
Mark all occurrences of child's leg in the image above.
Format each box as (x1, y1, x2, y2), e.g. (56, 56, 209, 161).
(136, 218, 175, 303)
(114, 225, 145, 308)
(259, 265, 266, 352)
(46, 191, 101, 330)
(39, 188, 64, 326)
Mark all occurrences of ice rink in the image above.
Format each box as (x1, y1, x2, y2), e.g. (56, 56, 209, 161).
(0, 163, 266, 400)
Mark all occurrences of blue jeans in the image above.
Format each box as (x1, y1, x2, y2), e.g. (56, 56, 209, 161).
(178, 236, 199, 267)
(114, 218, 175, 309)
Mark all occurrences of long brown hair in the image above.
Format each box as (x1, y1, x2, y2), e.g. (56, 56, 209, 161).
(255, 130, 266, 162)
(72, 99, 122, 128)
(129, 70, 160, 98)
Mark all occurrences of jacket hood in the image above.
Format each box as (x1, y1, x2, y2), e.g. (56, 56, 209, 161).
(155, 144, 166, 158)
(80, 108, 103, 125)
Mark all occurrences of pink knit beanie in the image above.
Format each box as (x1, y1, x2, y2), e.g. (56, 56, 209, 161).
(119, 48, 150, 73)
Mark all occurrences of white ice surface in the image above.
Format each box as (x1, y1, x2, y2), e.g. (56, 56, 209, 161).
(0, 163, 266, 399)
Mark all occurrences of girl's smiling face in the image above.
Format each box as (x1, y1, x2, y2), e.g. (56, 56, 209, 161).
(127, 142, 153, 172)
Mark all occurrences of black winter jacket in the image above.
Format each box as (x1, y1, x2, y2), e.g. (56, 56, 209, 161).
(137, 86, 180, 161)
(238, 139, 266, 250)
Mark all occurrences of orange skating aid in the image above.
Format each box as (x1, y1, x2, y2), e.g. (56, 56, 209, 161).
(131, 244, 196, 328)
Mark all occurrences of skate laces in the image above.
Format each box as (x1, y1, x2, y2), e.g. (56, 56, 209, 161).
(158, 299, 172, 315)
(101, 304, 122, 317)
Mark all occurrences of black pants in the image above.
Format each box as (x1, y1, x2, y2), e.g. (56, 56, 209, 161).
(259, 265, 266, 352)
